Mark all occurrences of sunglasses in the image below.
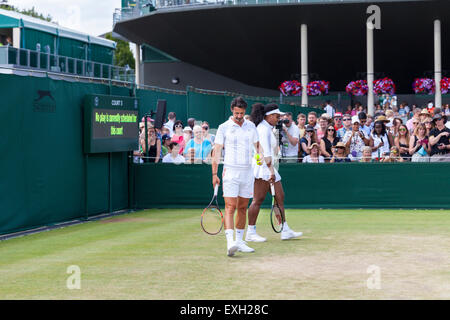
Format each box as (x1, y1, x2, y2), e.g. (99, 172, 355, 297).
(202, 126, 209, 130)
(343, 118, 351, 121)
(335, 118, 342, 121)
(175, 124, 183, 128)
(327, 128, 335, 131)
(399, 128, 407, 131)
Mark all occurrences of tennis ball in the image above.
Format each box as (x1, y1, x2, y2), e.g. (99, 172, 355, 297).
(254, 154, 263, 166)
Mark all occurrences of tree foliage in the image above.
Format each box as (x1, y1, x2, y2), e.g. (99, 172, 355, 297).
(105, 33, 135, 69)
(0, 2, 53, 23)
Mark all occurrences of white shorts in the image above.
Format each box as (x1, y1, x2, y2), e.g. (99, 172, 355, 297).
(222, 167, 254, 199)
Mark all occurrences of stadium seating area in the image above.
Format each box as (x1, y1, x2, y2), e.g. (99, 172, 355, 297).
(136, 100, 450, 164)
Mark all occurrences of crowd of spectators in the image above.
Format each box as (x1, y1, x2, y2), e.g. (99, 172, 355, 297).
(134, 100, 450, 164)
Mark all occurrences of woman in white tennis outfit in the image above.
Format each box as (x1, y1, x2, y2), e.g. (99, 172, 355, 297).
(212, 97, 262, 257)
(247, 103, 303, 242)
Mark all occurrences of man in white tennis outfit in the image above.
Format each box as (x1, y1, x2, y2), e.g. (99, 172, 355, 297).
(247, 103, 303, 242)
(212, 97, 261, 257)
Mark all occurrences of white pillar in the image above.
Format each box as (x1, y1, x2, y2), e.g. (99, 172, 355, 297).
(12, 28, 20, 49)
(301, 24, 308, 107)
(135, 43, 141, 88)
(367, 21, 375, 116)
(434, 19, 442, 109)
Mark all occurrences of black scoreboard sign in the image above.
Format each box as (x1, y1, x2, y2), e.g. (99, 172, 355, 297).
(83, 94, 139, 153)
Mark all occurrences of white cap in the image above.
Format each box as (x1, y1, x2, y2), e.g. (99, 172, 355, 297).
(265, 108, 285, 116)
(352, 115, 360, 124)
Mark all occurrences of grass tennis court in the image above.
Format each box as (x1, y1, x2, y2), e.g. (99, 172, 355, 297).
(0, 209, 449, 300)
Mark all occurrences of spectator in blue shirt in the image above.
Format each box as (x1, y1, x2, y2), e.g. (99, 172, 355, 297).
(184, 125, 212, 162)
(337, 115, 352, 138)
(358, 112, 372, 137)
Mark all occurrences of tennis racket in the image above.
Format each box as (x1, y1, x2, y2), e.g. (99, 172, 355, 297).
(201, 184, 224, 235)
(270, 183, 284, 233)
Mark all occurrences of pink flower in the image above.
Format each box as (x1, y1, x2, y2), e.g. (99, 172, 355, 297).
(307, 80, 330, 96)
(413, 78, 435, 95)
(279, 80, 302, 96)
(346, 80, 368, 96)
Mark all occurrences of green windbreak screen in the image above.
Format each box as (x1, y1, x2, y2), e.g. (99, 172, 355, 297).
(22, 28, 56, 53)
(136, 88, 187, 124)
(0, 74, 130, 235)
(59, 37, 86, 60)
(132, 163, 450, 209)
(89, 43, 114, 65)
(187, 87, 324, 129)
(187, 89, 226, 129)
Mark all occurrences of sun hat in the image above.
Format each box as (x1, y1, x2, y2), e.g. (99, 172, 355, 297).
(375, 115, 389, 123)
(420, 109, 432, 117)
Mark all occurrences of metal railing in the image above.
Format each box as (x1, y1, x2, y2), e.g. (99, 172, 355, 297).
(113, 0, 416, 25)
(0, 46, 135, 83)
(112, 0, 325, 24)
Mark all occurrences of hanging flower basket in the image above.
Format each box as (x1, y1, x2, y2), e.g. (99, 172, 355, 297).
(307, 80, 330, 96)
(279, 80, 302, 96)
(413, 78, 435, 95)
(346, 80, 368, 96)
(374, 77, 396, 95)
(440, 77, 450, 94)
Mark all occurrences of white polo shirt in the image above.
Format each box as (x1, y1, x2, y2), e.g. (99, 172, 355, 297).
(215, 118, 259, 169)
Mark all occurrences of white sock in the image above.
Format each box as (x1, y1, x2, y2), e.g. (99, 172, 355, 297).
(236, 229, 245, 242)
(283, 222, 290, 231)
(247, 225, 256, 234)
(225, 229, 234, 245)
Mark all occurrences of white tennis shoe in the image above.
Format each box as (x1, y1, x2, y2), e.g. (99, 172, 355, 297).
(237, 241, 255, 253)
(281, 229, 303, 240)
(245, 232, 267, 242)
(227, 241, 238, 257)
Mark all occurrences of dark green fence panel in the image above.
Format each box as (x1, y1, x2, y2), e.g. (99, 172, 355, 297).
(0, 74, 131, 235)
(136, 88, 187, 125)
(132, 163, 450, 209)
(187, 88, 226, 129)
(86, 153, 110, 215)
(111, 152, 129, 211)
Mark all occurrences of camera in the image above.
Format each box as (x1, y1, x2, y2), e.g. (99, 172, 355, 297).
(275, 119, 290, 130)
